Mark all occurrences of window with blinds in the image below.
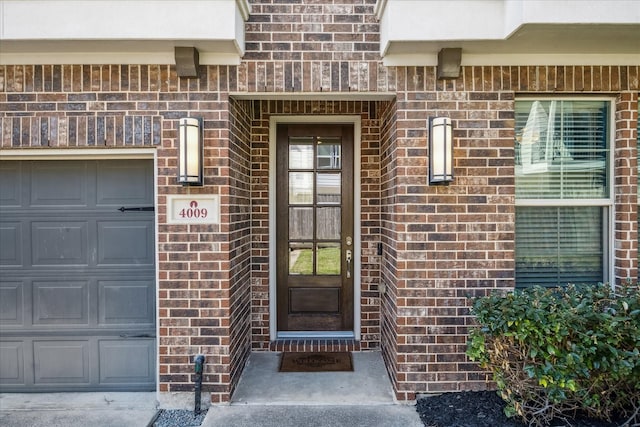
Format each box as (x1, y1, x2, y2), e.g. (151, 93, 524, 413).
(515, 99, 611, 288)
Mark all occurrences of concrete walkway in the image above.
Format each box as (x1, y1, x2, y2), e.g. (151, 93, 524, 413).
(0, 392, 158, 427)
(202, 351, 423, 427)
(0, 351, 424, 427)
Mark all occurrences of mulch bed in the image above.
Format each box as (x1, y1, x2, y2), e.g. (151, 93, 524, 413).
(416, 391, 628, 427)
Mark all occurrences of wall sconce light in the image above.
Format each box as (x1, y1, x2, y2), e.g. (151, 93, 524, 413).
(429, 117, 454, 184)
(178, 117, 203, 186)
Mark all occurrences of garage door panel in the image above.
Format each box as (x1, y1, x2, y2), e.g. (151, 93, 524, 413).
(0, 341, 25, 384)
(34, 340, 90, 385)
(97, 161, 154, 206)
(97, 221, 153, 266)
(99, 280, 154, 325)
(31, 222, 88, 266)
(0, 159, 156, 392)
(1, 336, 156, 390)
(99, 339, 155, 385)
(33, 281, 89, 325)
(30, 162, 88, 207)
(0, 281, 24, 325)
(0, 161, 22, 206)
(0, 222, 22, 266)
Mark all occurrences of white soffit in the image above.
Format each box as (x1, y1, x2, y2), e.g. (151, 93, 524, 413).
(0, 0, 250, 65)
(376, 0, 640, 66)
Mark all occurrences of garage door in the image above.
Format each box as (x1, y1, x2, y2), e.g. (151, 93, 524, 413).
(0, 159, 156, 391)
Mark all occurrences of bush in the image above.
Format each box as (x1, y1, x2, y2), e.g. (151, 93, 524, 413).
(466, 281, 640, 427)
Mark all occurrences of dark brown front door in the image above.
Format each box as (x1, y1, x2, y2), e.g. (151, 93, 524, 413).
(276, 124, 354, 332)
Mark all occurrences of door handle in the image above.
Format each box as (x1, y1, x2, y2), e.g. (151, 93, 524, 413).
(345, 249, 352, 279)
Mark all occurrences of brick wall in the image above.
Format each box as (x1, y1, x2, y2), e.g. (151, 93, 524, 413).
(227, 97, 254, 400)
(0, 64, 243, 402)
(2, 59, 639, 402)
(154, 79, 234, 403)
(378, 97, 400, 395)
(1, 3, 639, 402)
(244, 0, 380, 87)
(614, 93, 639, 282)
(377, 65, 639, 400)
(383, 67, 517, 399)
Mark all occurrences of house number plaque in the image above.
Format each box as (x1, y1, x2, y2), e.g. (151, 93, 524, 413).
(167, 195, 220, 224)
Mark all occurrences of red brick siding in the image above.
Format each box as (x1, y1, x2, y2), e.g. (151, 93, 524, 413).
(244, 0, 380, 87)
(156, 99, 233, 401)
(1, 56, 639, 403)
(385, 67, 517, 400)
(227, 97, 254, 400)
(615, 92, 639, 281)
(378, 97, 401, 396)
(375, 65, 639, 400)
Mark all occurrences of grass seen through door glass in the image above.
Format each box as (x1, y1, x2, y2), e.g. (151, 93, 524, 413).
(290, 247, 340, 275)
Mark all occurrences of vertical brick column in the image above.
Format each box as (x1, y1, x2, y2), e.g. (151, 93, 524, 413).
(227, 97, 254, 398)
(381, 66, 516, 400)
(614, 92, 638, 282)
(378, 97, 401, 398)
(156, 66, 250, 404)
(360, 101, 387, 348)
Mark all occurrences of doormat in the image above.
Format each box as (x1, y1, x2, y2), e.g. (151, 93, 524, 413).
(279, 352, 353, 372)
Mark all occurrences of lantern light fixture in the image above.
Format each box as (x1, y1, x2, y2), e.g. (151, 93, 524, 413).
(429, 117, 454, 184)
(177, 117, 203, 186)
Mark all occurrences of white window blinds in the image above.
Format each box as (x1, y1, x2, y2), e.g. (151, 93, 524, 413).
(515, 100, 609, 199)
(515, 99, 610, 288)
(516, 207, 604, 287)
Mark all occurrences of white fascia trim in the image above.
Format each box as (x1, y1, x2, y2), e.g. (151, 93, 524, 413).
(0, 52, 174, 66)
(1, 0, 243, 40)
(374, 0, 388, 21)
(376, 0, 638, 42)
(382, 53, 640, 67)
(268, 115, 362, 341)
(0, 51, 241, 66)
(382, 54, 438, 67)
(0, 148, 156, 160)
(201, 52, 242, 66)
(235, 0, 251, 21)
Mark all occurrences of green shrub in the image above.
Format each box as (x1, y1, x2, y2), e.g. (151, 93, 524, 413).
(466, 281, 640, 427)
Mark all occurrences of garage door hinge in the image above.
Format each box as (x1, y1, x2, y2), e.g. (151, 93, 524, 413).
(118, 206, 155, 212)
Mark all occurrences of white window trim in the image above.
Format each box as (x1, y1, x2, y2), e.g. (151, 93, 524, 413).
(514, 96, 615, 285)
(0, 147, 156, 160)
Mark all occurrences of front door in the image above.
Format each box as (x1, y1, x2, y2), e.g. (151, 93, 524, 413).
(276, 124, 354, 332)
